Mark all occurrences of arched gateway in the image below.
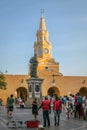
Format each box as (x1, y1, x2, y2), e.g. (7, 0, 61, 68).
(79, 87, 87, 97)
(16, 87, 27, 101)
(47, 87, 60, 97)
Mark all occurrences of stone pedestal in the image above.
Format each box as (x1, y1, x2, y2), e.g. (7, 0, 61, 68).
(26, 77, 43, 106)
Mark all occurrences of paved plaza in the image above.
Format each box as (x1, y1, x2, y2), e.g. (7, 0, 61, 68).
(0, 106, 87, 130)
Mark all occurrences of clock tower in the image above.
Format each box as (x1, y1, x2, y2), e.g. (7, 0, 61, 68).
(33, 14, 62, 75)
(34, 14, 52, 59)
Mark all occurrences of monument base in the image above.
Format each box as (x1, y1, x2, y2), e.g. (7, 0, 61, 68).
(26, 77, 43, 107)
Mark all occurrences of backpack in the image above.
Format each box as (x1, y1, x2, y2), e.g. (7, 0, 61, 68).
(77, 96, 82, 104)
(8, 98, 14, 106)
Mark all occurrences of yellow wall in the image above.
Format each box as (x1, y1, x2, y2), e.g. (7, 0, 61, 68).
(0, 72, 87, 105)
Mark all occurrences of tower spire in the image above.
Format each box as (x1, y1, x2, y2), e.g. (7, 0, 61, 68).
(40, 9, 44, 18)
(39, 9, 46, 31)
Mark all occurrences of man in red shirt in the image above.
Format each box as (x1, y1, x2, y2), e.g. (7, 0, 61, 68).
(39, 96, 51, 127)
(53, 96, 62, 126)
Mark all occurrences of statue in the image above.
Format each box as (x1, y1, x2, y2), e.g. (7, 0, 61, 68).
(29, 54, 38, 78)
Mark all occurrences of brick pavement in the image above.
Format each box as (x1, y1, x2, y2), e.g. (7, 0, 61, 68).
(0, 106, 87, 130)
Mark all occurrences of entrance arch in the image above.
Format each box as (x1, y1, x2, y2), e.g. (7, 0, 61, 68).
(47, 87, 60, 97)
(79, 87, 87, 97)
(16, 87, 27, 101)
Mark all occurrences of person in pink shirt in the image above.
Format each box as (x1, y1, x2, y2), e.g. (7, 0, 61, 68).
(53, 96, 62, 126)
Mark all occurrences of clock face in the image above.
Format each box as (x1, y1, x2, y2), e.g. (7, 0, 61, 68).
(44, 48, 49, 54)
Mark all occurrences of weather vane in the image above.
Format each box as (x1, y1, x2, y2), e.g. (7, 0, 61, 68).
(40, 9, 44, 17)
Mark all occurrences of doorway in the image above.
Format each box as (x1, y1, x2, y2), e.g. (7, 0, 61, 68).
(16, 87, 27, 101)
(47, 87, 60, 97)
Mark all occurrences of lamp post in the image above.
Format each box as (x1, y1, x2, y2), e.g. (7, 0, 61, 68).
(51, 74, 60, 87)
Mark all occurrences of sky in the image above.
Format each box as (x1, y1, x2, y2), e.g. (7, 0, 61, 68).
(0, 0, 87, 76)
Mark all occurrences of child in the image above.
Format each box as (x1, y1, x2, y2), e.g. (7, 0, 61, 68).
(32, 98, 38, 120)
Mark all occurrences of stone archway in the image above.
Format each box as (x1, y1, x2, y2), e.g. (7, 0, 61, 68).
(47, 87, 60, 97)
(79, 87, 87, 97)
(16, 87, 27, 101)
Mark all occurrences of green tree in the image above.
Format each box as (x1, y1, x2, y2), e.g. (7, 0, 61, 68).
(0, 73, 7, 89)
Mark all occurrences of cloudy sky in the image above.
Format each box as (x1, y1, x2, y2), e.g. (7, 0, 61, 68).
(0, 0, 87, 76)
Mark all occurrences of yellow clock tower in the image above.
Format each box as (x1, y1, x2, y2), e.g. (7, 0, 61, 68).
(34, 14, 62, 76)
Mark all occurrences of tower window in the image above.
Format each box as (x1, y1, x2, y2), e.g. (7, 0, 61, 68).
(40, 37, 42, 41)
(45, 66, 48, 70)
(44, 36, 46, 40)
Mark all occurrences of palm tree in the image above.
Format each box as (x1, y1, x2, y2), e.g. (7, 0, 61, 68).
(0, 72, 7, 89)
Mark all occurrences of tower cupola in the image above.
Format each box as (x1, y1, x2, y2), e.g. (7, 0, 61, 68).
(36, 15, 49, 43)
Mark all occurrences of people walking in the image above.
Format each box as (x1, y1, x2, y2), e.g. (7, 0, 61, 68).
(32, 98, 38, 120)
(39, 96, 51, 127)
(53, 96, 62, 126)
(65, 97, 71, 119)
(7, 94, 14, 118)
(74, 92, 82, 119)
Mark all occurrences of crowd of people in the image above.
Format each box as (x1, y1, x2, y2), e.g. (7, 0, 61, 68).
(31, 93, 87, 127)
(32, 95, 63, 127)
(5, 92, 87, 127)
(61, 93, 87, 120)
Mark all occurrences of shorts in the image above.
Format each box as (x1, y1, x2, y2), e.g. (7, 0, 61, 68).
(8, 106, 14, 112)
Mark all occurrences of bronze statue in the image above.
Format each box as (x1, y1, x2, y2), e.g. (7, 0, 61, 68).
(29, 54, 38, 78)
